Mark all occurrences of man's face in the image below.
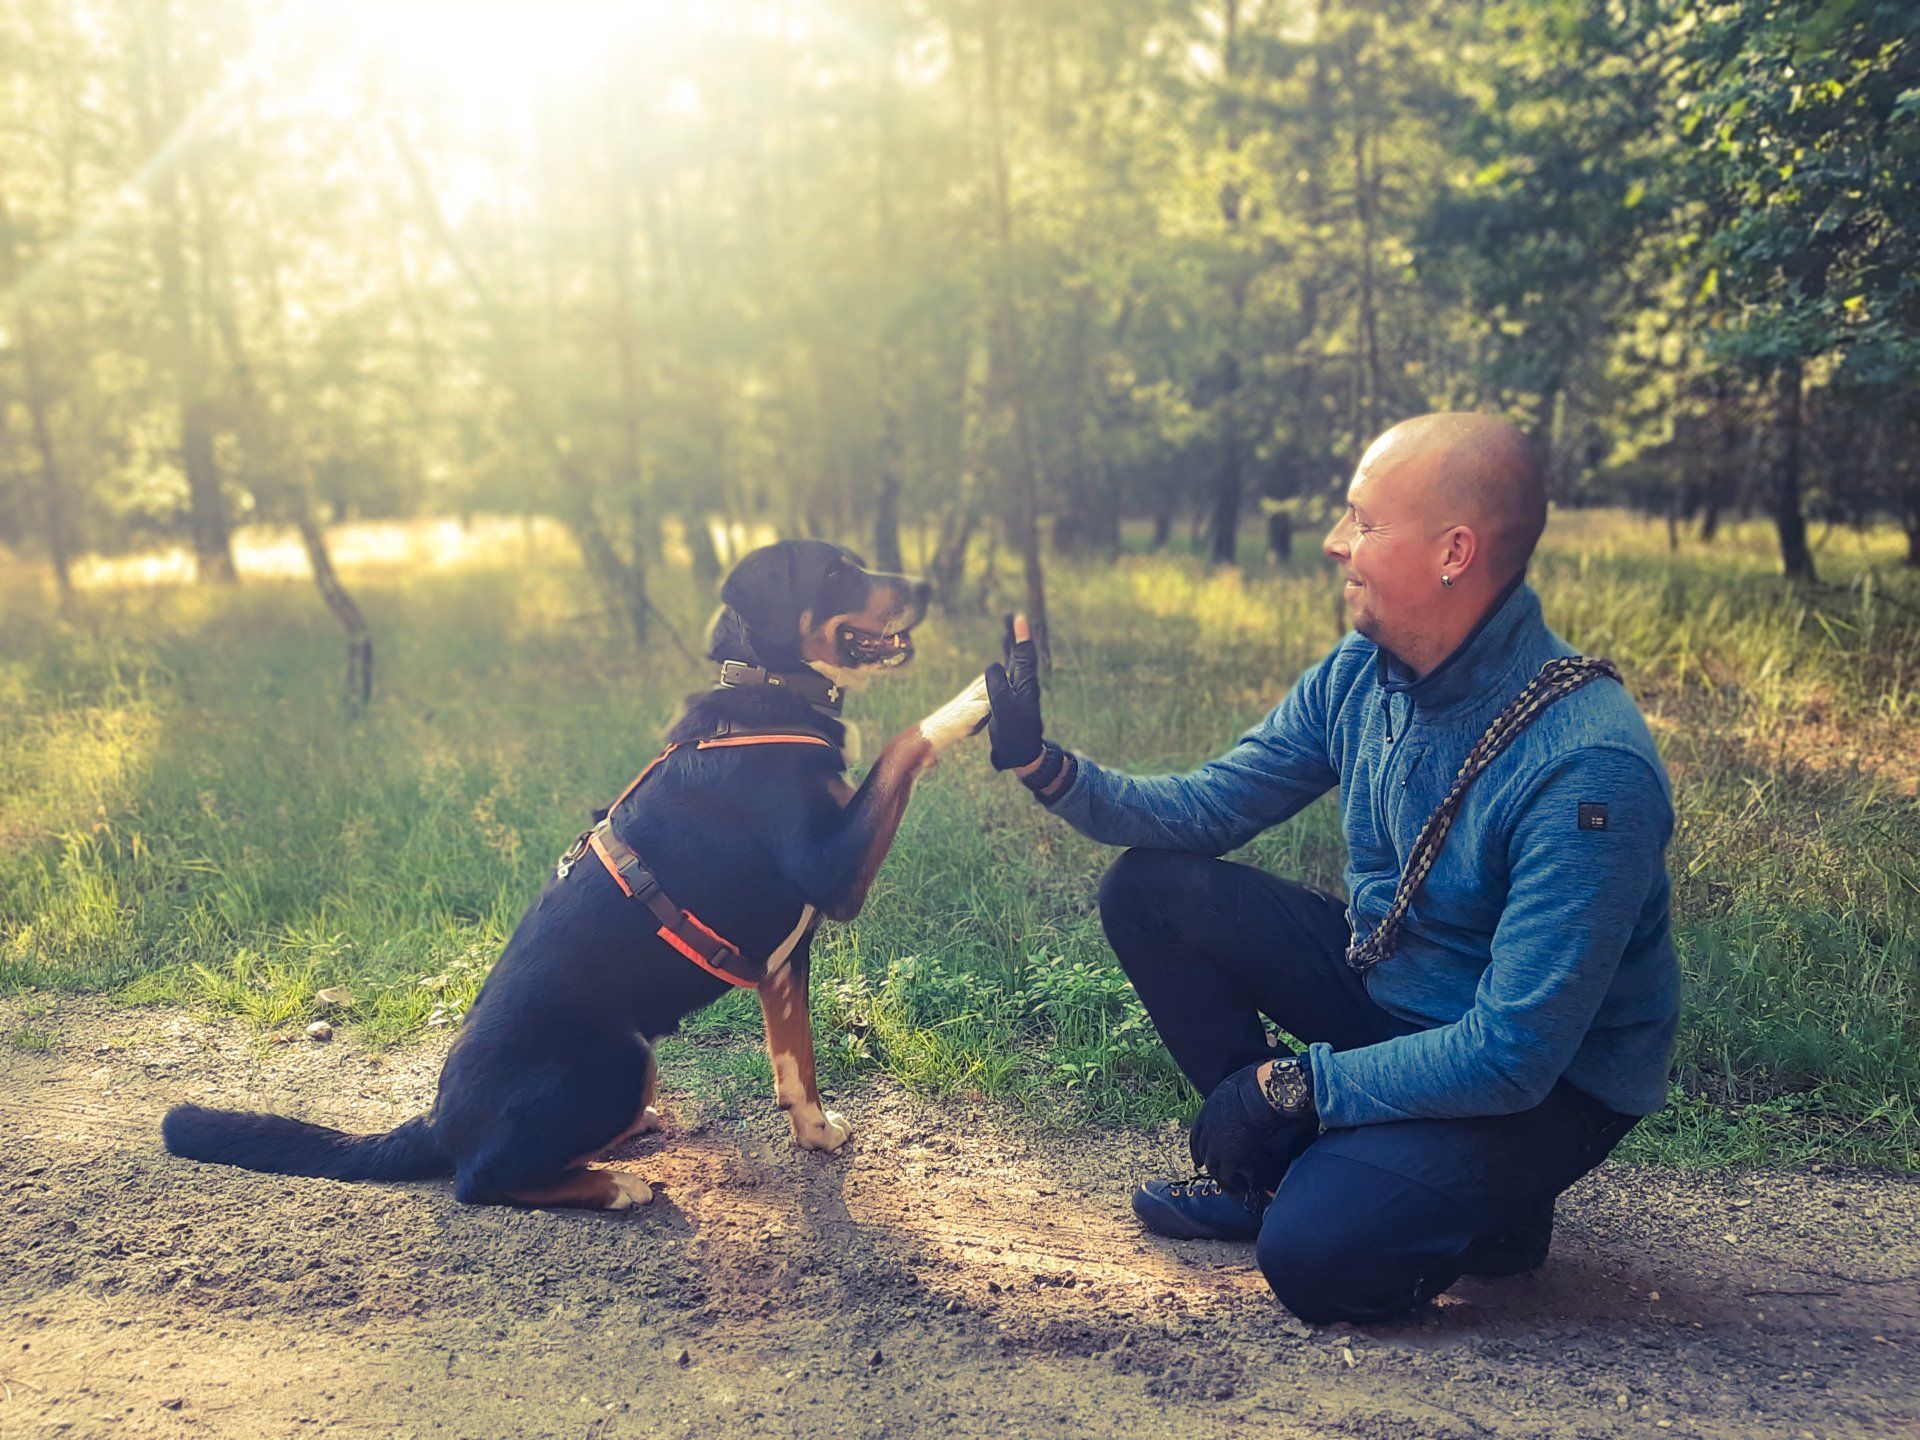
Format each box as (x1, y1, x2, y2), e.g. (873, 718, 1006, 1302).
(1321, 450, 1439, 653)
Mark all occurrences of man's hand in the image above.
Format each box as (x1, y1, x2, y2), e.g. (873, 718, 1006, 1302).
(985, 613, 1045, 772)
(1190, 1055, 1317, 1196)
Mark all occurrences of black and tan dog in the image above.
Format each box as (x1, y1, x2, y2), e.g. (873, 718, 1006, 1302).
(163, 540, 990, 1210)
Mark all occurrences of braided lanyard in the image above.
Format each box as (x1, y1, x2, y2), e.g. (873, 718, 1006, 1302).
(1345, 655, 1622, 974)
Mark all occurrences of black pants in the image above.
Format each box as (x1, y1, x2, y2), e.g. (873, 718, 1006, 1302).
(1099, 848, 1639, 1324)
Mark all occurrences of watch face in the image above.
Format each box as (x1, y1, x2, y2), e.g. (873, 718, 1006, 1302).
(1276, 1060, 1307, 1109)
(1266, 1057, 1308, 1112)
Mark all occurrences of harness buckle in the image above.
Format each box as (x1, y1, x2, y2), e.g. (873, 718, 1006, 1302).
(611, 848, 661, 904)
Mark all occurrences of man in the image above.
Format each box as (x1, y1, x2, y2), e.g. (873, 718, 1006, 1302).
(984, 413, 1678, 1325)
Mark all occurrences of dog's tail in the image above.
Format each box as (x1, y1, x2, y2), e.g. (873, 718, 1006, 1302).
(161, 1104, 452, 1183)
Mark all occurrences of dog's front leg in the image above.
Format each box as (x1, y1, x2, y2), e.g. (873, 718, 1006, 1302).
(757, 922, 848, 1151)
(796, 676, 991, 922)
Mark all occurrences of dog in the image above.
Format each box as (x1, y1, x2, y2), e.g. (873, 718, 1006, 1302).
(163, 539, 991, 1210)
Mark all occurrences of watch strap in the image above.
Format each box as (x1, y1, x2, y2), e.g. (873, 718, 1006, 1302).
(1019, 740, 1067, 795)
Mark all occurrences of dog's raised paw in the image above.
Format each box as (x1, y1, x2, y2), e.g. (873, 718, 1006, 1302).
(919, 677, 992, 755)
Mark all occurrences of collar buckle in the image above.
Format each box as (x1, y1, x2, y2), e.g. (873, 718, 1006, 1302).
(715, 659, 844, 715)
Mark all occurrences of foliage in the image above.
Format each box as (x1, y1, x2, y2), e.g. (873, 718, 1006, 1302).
(3, 1, 1917, 594)
(1682, 0, 1920, 391)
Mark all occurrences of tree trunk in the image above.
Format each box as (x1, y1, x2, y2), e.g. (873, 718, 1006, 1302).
(1771, 362, 1815, 581)
(130, 0, 235, 584)
(1207, 0, 1247, 569)
(193, 169, 376, 711)
(605, 161, 644, 490)
(1210, 425, 1244, 565)
(390, 122, 658, 646)
(603, 94, 651, 646)
(980, 4, 1050, 666)
(1151, 507, 1173, 550)
(1302, 0, 1329, 330)
(1092, 464, 1121, 552)
(180, 401, 235, 582)
(976, 523, 1000, 613)
(929, 509, 976, 609)
(295, 516, 373, 709)
(23, 333, 74, 603)
(685, 511, 723, 586)
(576, 511, 653, 648)
(1698, 381, 1737, 544)
(1289, 0, 1329, 475)
(0, 197, 74, 604)
(872, 47, 910, 581)
(1266, 510, 1293, 564)
(1053, 461, 1121, 556)
(1348, 45, 1383, 453)
(874, 472, 904, 573)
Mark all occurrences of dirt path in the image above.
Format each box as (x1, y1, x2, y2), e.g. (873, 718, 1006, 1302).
(3, 998, 1915, 1440)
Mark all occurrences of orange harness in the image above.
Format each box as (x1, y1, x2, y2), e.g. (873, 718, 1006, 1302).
(557, 732, 839, 989)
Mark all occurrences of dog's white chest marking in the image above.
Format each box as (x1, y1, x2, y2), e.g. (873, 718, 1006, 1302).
(918, 676, 991, 756)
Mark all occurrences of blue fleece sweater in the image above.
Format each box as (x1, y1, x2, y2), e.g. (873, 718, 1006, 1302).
(1047, 582, 1679, 1126)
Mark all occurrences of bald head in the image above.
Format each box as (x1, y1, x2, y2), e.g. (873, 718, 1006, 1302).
(1326, 412, 1549, 675)
(1356, 412, 1547, 583)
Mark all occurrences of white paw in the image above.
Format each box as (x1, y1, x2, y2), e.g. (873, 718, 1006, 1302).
(631, 1106, 665, 1135)
(918, 676, 992, 755)
(606, 1171, 658, 1210)
(791, 1108, 853, 1153)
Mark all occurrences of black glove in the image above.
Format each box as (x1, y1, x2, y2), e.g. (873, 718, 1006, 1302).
(1190, 1055, 1317, 1196)
(984, 614, 1045, 771)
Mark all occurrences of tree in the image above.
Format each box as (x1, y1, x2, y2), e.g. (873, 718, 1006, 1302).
(1680, 0, 1920, 579)
(126, 0, 239, 583)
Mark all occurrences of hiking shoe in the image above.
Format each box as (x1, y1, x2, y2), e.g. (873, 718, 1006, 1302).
(1131, 1174, 1267, 1242)
(1460, 1201, 1554, 1278)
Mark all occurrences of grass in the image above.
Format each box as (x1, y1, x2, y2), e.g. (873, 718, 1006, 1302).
(2, 510, 1917, 1168)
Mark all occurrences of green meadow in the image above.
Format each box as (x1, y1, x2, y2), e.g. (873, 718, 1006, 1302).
(3, 512, 1916, 1169)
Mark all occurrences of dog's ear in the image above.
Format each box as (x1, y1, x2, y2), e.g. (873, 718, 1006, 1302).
(719, 543, 801, 644)
(705, 604, 755, 664)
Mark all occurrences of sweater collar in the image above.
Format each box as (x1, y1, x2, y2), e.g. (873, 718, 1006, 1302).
(1376, 574, 1537, 713)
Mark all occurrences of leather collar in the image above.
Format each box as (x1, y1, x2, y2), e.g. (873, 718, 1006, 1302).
(714, 658, 845, 716)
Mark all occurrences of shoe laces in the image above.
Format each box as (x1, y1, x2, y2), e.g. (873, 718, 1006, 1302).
(1166, 1173, 1224, 1199)
(1167, 1172, 1269, 1214)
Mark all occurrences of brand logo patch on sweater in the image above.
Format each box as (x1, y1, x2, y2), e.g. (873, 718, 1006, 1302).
(1577, 802, 1609, 832)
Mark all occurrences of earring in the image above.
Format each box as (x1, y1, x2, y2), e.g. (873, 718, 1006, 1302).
(1440, 574, 1454, 589)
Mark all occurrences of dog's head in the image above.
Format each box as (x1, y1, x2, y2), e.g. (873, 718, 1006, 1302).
(708, 539, 931, 686)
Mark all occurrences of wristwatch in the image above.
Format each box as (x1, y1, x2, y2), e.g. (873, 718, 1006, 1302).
(1262, 1054, 1313, 1117)
(1019, 740, 1069, 795)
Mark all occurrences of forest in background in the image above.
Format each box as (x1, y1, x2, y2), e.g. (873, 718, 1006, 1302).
(3, 0, 1917, 676)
